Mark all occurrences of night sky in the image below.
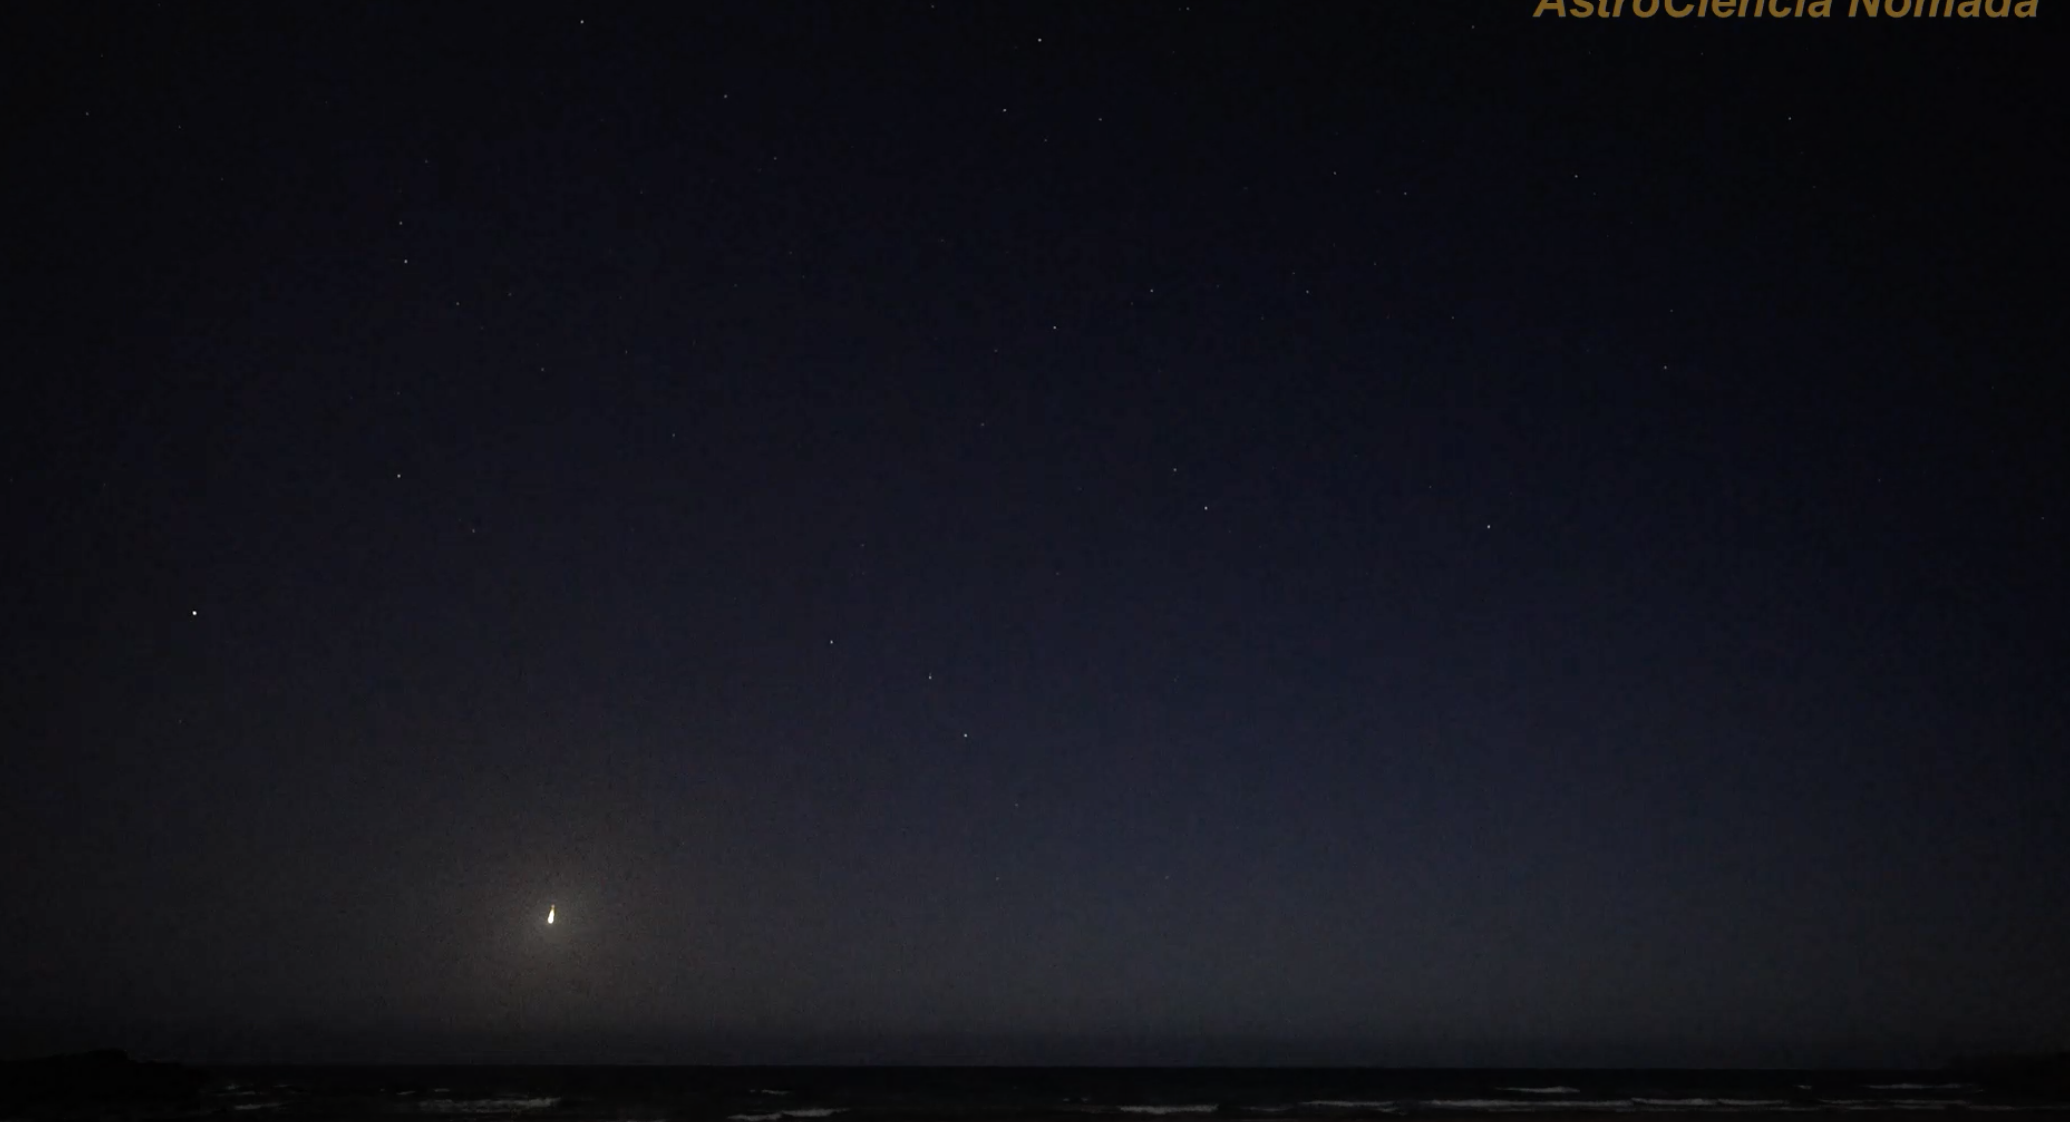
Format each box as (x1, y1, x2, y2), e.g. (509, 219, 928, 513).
(6, 2, 2066, 1068)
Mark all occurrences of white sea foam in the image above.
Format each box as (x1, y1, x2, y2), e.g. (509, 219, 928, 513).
(231, 1103, 284, 1112)
(1821, 1100, 1974, 1111)
(752, 1089, 795, 1096)
(729, 1111, 847, 1121)
(1422, 1101, 1630, 1112)
(1423, 1099, 1809, 1113)
(1503, 1088, 1581, 1096)
(1633, 1100, 1790, 1109)
(1116, 1106, 1219, 1115)
(416, 1098, 561, 1114)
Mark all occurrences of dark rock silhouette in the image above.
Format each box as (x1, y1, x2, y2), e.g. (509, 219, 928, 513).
(0, 1049, 210, 1115)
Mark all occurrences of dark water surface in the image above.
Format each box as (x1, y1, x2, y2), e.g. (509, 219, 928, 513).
(188, 1068, 2070, 1121)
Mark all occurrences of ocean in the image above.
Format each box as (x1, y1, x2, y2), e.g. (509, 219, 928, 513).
(188, 1067, 2070, 1120)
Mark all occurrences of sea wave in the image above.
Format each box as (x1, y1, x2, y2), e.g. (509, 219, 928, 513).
(1632, 1100, 1791, 1109)
(1821, 1101, 1977, 1111)
(1421, 1098, 1815, 1114)
(1105, 1099, 2070, 1119)
(1422, 1100, 1634, 1112)
(416, 1098, 560, 1114)
(728, 1111, 847, 1121)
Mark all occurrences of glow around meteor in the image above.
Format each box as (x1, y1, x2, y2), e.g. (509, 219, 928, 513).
(546, 904, 556, 925)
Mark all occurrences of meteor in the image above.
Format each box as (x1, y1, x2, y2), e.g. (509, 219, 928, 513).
(546, 904, 556, 925)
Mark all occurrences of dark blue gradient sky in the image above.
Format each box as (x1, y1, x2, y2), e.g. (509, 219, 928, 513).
(5, 2, 2065, 1066)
